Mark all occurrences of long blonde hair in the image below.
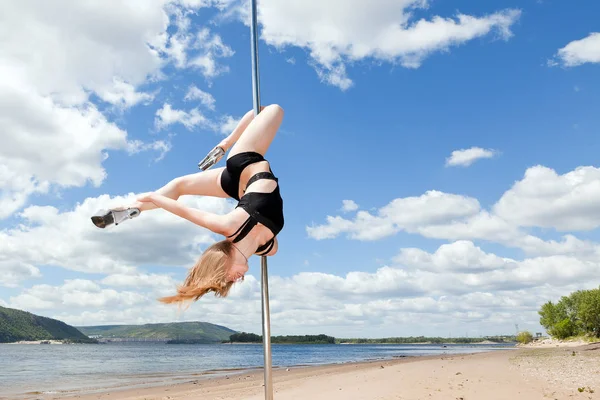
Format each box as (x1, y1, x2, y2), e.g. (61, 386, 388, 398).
(159, 240, 235, 304)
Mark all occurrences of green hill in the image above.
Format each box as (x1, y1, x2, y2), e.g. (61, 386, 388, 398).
(0, 306, 94, 343)
(77, 321, 237, 343)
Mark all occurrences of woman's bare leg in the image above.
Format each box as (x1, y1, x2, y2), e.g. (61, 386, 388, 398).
(126, 167, 229, 212)
(228, 104, 284, 158)
(217, 108, 263, 152)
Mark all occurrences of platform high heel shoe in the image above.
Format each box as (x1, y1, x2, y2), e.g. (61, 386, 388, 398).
(91, 208, 140, 228)
(198, 146, 225, 171)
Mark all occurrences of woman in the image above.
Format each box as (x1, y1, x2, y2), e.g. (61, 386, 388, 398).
(91, 104, 285, 304)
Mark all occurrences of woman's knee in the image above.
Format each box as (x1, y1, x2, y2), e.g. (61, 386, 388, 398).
(170, 176, 188, 195)
(265, 104, 284, 118)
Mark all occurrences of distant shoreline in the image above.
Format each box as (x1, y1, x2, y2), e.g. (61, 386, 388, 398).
(3, 339, 512, 346)
(6, 340, 65, 345)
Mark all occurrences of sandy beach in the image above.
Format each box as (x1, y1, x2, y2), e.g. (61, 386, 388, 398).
(17, 342, 598, 400)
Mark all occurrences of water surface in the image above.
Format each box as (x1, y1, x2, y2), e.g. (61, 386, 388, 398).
(0, 342, 514, 398)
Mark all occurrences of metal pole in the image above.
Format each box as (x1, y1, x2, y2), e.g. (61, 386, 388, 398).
(250, 0, 261, 116)
(260, 256, 273, 400)
(250, 1, 274, 399)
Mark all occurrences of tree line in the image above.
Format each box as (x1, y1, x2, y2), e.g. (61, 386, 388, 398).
(228, 333, 335, 344)
(539, 287, 600, 339)
(228, 333, 514, 345)
(336, 336, 514, 344)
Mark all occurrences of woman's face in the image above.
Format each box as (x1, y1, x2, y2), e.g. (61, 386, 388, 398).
(227, 263, 249, 283)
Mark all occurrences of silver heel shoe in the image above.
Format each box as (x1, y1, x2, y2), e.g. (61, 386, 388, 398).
(91, 208, 140, 228)
(198, 146, 225, 170)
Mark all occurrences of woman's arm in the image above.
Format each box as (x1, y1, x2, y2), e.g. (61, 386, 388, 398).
(140, 193, 229, 235)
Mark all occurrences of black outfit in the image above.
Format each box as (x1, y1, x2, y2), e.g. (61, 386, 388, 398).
(220, 152, 284, 255)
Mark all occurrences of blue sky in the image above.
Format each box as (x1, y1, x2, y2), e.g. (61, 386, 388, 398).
(1, 0, 600, 338)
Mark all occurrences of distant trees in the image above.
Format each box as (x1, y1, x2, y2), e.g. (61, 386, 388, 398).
(228, 333, 335, 344)
(337, 336, 514, 344)
(538, 287, 600, 339)
(229, 332, 262, 343)
(516, 331, 533, 344)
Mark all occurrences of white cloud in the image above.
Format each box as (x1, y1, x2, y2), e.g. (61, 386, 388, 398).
(184, 85, 216, 109)
(251, 1, 521, 89)
(445, 147, 498, 167)
(0, 193, 234, 277)
(10, 279, 148, 311)
(341, 200, 359, 212)
(101, 273, 178, 289)
(0, 0, 231, 219)
(307, 190, 480, 241)
(188, 28, 235, 79)
(217, 115, 240, 135)
(9, 234, 600, 337)
(395, 241, 516, 273)
(0, 78, 129, 217)
(96, 79, 156, 109)
(309, 165, 600, 253)
(493, 165, 600, 231)
(155, 103, 211, 130)
(0, 260, 42, 288)
(0, 1, 167, 105)
(552, 32, 600, 67)
(127, 139, 173, 162)
(159, 17, 235, 79)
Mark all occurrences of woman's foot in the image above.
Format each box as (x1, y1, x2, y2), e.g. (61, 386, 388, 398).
(91, 208, 140, 228)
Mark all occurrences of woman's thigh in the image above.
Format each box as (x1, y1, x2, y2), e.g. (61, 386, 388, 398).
(176, 167, 229, 198)
(228, 104, 284, 159)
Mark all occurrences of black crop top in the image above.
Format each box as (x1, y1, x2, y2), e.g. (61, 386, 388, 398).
(220, 152, 284, 255)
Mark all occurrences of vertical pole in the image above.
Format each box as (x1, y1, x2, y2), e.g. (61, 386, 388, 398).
(250, 1, 274, 399)
(250, 0, 261, 116)
(260, 256, 273, 400)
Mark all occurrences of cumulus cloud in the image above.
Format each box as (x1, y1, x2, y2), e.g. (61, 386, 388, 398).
(188, 27, 235, 79)
(12, 238, 600, 337)
(551, 32, 600, 67)
(250, 0, 521, 89)
(0, 1, 167, 104)
(0, 78, 129, 217)
(0, 0, 230, 219)
(341, 200, 359, 213)
(395, 241, 516, 273)
(127, 139, 173, 162)
(307, 190, 481, 241)
(493, 165, 600, 231)
(445, 147, 498, 167)
(95, 79, 156, 109)
(217, 115, 241, 135)
(101, 272, 178, 289)
(0, 260, 42, 288)
(10, 279, 149, 311)
(184, 85, 216, 110)
(308, 164, 600, 260)
(155, 103, 211, 130)
(0, 193, 234, 285)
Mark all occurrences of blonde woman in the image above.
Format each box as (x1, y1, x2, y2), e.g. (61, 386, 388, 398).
(91, 104, 285, 303)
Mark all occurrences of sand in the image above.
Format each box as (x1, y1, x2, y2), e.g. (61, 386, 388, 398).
(17, 343, 600, 400)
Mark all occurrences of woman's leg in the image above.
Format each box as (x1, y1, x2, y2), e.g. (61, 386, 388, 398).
(227, 104, 284, 158)
(92, 167, 229, 228)
(129, 167, 229, 212)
